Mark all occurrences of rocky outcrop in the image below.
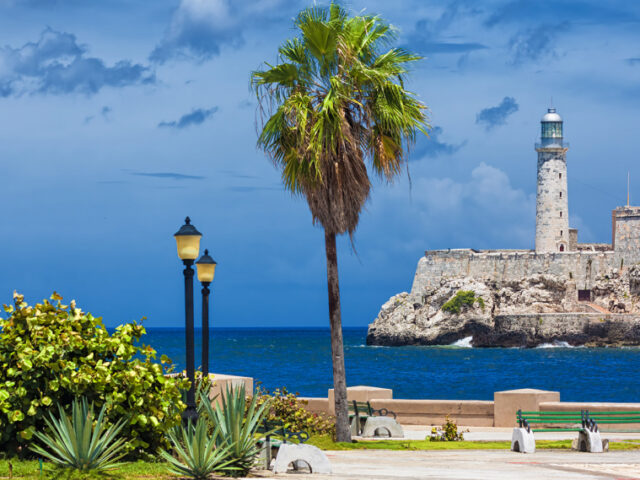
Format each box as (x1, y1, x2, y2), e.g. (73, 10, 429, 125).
(367, 266, 640, 347)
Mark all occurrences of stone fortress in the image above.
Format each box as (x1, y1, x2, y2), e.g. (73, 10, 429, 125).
(367, 109, 640, 347)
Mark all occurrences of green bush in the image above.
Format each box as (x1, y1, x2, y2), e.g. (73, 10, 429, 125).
(428, 415, 466, 442)
(30, 397, 127, 471)
(0, 292, 189, 457)
(161, 417, 236, 479)
(441, 290, 484, 314)
(254, 387, 336, 438)
(199, 385, 271, 477)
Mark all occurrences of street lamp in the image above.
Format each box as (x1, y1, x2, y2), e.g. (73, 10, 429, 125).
(196, 249, 217, 380)
(174, 216, 202, 422)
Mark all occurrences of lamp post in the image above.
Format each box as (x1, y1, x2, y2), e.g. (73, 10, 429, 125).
(196, 249, 217, 380)
(174, 216, 202, 422)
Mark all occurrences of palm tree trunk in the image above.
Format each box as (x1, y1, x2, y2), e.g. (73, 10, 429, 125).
(324, 229, 351, 442)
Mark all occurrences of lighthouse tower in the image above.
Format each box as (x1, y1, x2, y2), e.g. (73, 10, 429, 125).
(535, 108, 569, 252)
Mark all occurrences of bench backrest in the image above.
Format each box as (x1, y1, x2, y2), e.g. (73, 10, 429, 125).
(258, 420, 309, 444)
(586, 412, 640, 425)
(517, 410, 587, 432)
(349, 401, 373, 416)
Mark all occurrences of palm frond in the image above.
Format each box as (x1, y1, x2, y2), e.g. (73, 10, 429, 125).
(252, 1, 429, 234)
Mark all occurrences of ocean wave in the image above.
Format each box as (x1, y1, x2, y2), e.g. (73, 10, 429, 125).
(450, 336, 473, 348)
(536, 340, 574, 349)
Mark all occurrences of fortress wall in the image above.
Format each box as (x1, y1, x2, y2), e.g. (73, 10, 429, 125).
(410, 249, 616, 296)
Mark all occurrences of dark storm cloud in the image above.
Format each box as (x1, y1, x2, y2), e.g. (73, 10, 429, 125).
(484, 0, 638, 27)
(627, 58, 640, 66)
(475, 97, 519, 130)
(157, 107, 218, 129)
(129, 172, 205, 180)
(508, 23, 566, 65)
(412, 126, 465, 159)
(0, 28, 154, 97)
(406, 3, 487, 56)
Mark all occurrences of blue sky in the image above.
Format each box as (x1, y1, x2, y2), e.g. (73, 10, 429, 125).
(1, 0, 639, 328)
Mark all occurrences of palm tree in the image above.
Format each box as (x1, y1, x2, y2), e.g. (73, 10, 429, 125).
(251, 3, 429, 441)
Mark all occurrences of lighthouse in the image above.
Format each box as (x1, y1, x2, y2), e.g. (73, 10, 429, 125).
(535, 108, 570, 252)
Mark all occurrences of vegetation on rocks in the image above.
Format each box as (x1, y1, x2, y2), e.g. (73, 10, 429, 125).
(0, 292, 188, 458)
(441, 290, 485, 314)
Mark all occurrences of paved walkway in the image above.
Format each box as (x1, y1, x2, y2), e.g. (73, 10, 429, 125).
(254, 427, 640, 479)
(400, 425, 640, 442)
(267, 449, 640, 479)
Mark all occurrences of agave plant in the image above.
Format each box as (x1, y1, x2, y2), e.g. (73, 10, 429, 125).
(30, 397, 127, 471)
(200, 385, 271, 477)
(160, 417, 236, 479)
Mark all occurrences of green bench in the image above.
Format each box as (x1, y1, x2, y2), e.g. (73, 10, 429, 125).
(585, 411, 640, 433)
(257, 420, 310, 448)
(349, 401, 397, 436)
(514, 409, 640, 453)
(517, 410, 588, 433)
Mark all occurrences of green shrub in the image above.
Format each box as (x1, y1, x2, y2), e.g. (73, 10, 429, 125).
(254, 387, 336, 438)
(30, 397, 127, 471)
(161, 418, 236, 479)
(428, 415, 466, 442)
(0, 292, 189, 457)
(441, 290, 484, 314)
(199, 385, 271, 477)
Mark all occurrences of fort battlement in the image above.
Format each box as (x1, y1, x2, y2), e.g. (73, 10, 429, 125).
(411, 249, 619, 296)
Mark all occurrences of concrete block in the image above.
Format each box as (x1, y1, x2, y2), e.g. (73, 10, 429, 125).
(350, 416, 361, 436)
(272, 443, 331, 474)
(494, 388, 560, 427)
(328, 386, 393, 414)
(207, 373, 253, 407)
(577, 430, 604, 453)
(361, 416, 404, 438)
(511, 428, 535, 453)
(298, 397, 330, 415)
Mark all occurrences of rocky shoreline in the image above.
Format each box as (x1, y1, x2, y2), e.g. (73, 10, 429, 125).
(367, 267, 640, 348)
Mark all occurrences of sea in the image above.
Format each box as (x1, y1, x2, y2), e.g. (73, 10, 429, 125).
(141, 327, 640, 403)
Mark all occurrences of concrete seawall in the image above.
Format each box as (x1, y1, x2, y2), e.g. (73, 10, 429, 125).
(300, 386, 640, 428)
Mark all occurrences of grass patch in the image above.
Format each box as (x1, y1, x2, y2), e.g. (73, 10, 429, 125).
(0, 460, 178, 479)
(308, 435, 640, 451)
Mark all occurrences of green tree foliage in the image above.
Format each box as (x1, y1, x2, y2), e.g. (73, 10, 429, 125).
(441, 290, 485, 314)
(0, 292, 188, 457)
(252, 2, 429, 442)
(254, 387, 335, 438)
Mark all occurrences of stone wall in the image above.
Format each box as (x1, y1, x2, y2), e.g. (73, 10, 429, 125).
(411, 249, 616, 296)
